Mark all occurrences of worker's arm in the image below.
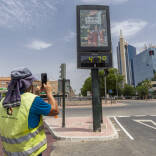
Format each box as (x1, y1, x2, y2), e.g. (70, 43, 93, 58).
(43, 84, 59, 116)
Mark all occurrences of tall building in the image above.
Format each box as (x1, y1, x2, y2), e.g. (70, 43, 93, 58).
(117, 30, 136, 85)
(133, 48, 156, 86)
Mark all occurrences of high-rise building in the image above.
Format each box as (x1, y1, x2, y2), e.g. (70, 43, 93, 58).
(117, 30, 136, 85)
(133, 48, 156, 86)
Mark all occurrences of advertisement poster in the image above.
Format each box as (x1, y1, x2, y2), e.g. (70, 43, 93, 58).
(80, 10, 108, 47)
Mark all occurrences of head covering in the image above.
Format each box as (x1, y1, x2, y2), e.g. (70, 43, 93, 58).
(2, 67, 37, 109)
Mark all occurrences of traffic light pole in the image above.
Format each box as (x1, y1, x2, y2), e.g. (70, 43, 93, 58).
(60, 63, 66, 128)
(91, 68, 101, 132)
(62, 78, 66, 128)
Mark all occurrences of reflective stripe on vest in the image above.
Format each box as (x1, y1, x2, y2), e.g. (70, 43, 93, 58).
(2, 138, 47, 156)
(0, 93, 47, 155)
(0, 125, 44, 144)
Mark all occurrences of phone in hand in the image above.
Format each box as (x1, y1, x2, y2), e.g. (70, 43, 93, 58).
(41, 73, 47, 86)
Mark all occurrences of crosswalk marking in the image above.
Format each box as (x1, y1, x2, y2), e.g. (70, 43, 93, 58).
(114, 117, 134, 140)
(134, 120, 156, 130)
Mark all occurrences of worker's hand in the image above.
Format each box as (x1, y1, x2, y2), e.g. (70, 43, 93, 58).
(35, 86, 41, 95)
(43, 83, 52, 96)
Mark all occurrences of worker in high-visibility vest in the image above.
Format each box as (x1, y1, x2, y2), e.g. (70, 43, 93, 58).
(0, 68, 59, 156)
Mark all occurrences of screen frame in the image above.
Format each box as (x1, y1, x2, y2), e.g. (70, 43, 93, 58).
(77, 5, 111, 52)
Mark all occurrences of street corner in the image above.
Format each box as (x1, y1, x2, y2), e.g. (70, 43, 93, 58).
(107, 117, 119, 140)
(44, 116, 119, 142)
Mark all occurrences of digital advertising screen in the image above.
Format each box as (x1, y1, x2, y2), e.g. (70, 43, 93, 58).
(77, 5, 112, 69)
(80, 10, 108, 47)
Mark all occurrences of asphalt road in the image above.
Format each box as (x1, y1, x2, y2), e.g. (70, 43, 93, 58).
(1, 101, 156, 156)
(61, 100, 156, 117)
(50, 115, 156, 156)
(49, 101, 156, 156)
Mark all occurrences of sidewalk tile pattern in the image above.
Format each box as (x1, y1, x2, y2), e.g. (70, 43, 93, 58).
(44, 117, 118, 140)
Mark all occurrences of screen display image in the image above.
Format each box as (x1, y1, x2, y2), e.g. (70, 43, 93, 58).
(80, 53, 112, 68)
(80, 10, 108, 47)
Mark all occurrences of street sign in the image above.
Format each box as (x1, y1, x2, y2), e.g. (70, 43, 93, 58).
(77, 5, 112, 69)
(109, 89, 112, 94)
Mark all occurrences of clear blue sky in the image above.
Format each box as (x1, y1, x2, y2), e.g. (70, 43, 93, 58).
(0, 0, 155, 93)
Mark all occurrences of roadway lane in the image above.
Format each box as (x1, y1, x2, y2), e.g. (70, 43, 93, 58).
(49, 115, 156, 156)
(62, 101, 156, 117)
(111, 115, 156, 155)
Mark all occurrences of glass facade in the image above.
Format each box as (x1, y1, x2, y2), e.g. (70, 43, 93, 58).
(133, 48, 156, 86)
(117, 42, 122, 75)
(117, 42, 136, 85)
(127, 45, 136, 86)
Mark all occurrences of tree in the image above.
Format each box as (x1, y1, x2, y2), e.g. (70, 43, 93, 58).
(136, 80, 152, 99)
(81, 77, 91, 96)
(123, 84, 135, 97)
(80, 68, 124, 97)
(106, 68, 124, 96)
(151, 71, 156, 81)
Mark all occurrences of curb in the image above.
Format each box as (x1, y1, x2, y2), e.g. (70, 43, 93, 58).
(58, 103, 127, 109)
(44, 117, 119, 142)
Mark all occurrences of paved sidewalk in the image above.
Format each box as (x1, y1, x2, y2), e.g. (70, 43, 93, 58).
(44, 116, 118, 142)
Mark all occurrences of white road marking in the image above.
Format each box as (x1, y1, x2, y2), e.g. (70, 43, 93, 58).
(116, 129, 120, 132)
(118, 116, 130, 118)
(134, 120, 156, 130)
(114, 117, 134, 140)
(133, 115, 146, 117)
(108, 116, 130, 118)
(107, 116, 115, 118)
(150, 115, 156, 117)
(108, 115, 149, 118)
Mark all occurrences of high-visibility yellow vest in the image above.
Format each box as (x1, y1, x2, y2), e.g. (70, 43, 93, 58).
(0, 92, 47, 156)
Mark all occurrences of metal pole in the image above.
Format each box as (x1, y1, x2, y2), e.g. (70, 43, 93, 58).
(62, 79, 65, 128)
(91, 68, 101, 132)
(117, 80, 118, 100)
(100, 97, 103, 123)
(116, 73, 118, 100)
(104, 75, 107, 104)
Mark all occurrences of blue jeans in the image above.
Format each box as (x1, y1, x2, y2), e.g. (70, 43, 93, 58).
(38, 154, 42, 156)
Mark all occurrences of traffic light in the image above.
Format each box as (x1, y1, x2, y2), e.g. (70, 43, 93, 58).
(59, 64, 66, 79)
